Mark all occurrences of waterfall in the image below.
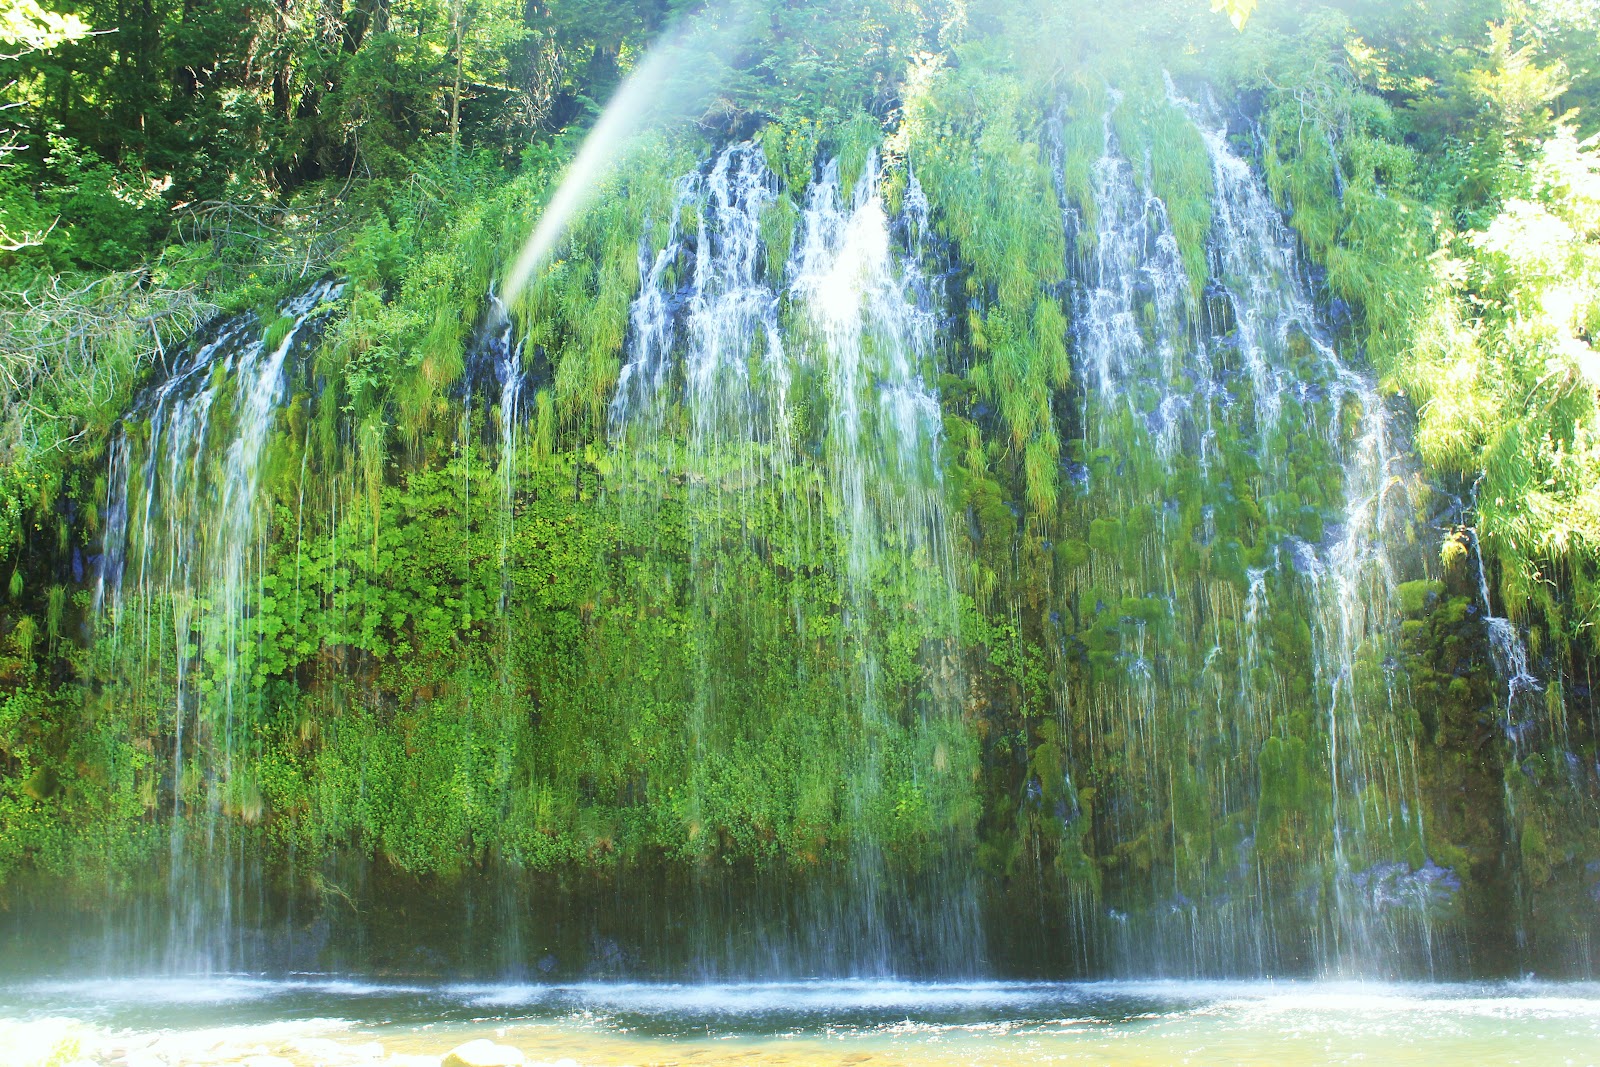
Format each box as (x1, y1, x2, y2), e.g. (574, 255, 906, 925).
(790, 152, 947, 526)
(454, 288, 533, 975)
(1468, 511, 1543, 754)
(1465, 490, 1600, 967)
(58, 92, 1587, 982)
(1053, 83, 1444, 974)
(94, 278, 343, 972)
(460, 290, 527, 629)
(1074, 92, 1200, 463)
(1190, 86, 1438, 971)
(614, 142, 788, 461)
(610, 141, 792, 839)
(608, 141, 976, 975)
(789, 149, 973, 973)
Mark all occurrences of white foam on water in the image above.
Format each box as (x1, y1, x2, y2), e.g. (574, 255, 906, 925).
(9, 976, 1600, 1042)
(4, 978, 1600, 1067)
(449, 978, 1064, 1013)
(434, 977, 1600, 1020)
(16, 975, 429, 1005)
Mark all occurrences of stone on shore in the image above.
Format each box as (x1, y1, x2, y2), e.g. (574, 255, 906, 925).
(441, 1039, 528, 1067)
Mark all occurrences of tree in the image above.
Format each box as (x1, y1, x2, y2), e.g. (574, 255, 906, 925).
(0, 0, 88, 56)
(0, 0, 89, 251)
(447, 0, 526, 152)
(1212, 0, 1258, 29)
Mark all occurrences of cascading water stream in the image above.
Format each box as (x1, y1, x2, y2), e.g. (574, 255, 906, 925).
(788, 149, 971, 972)
(614, 143, 790, 464)
(1462, 489, 1599, 966)
(1467, 506, 1543, 756)
(1184, 85, 1435, 969)
(455, 288, 533, 974)
(609, 141, 976, 975)
(462, 290, 527, 638)
(1056, 82, 1443, 974)
(93, 279, 343, 972)
(1073, 91, 1201, 464)
(611, 141, 793, 827)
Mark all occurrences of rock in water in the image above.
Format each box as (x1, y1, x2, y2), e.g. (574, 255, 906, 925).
(442, 1039, 528, 1067)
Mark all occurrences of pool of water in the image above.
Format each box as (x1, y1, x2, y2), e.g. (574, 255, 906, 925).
(2, 978, 1598, 1066)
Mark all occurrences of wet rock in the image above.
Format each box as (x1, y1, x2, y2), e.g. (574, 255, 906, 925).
(442, 1039, 527, 1067)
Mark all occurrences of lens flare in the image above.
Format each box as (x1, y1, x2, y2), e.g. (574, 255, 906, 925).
(501, 11, 745, 307)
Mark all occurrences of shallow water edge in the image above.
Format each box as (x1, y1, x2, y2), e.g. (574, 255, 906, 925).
(4, 978, 1599, 1067)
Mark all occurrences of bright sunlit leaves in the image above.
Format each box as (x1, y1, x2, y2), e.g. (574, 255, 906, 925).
(1210, 0, 1257, 29)
(0, 0, 89, 53)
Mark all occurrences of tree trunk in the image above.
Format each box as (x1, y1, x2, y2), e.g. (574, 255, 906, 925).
(451, 44, 463, 151)
(450, 1, 469, 153)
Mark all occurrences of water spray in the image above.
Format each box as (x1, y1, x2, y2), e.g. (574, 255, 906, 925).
(501, 9, 747, 308)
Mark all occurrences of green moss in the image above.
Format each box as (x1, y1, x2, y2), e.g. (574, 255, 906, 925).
(1520, 819, 1553, 888)
(1088, 518, 1122, 553)
(1397, 579, 1445, 616)
(1055, 539, 1090, 569)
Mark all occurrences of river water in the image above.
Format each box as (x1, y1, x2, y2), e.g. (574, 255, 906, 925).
(2, 978, 1597, 1066)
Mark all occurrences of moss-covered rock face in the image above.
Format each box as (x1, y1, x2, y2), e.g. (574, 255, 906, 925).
(42, 121, 990, 976)
(3, 5, 1600, 982)
(952, 76, 1465, 975)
